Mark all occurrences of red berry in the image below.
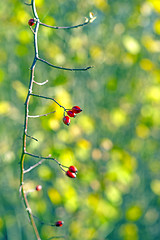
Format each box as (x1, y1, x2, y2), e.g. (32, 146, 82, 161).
(35, 185, 42, 191)
(72, 106, 82, 114)
(55, 220, 64, 227)
(28, 19, 35, 26)
(66, 170, 76, 178)
(67, 110, 76, 118)
(69, 166, 78, 173)
(63, 116, 70, 126)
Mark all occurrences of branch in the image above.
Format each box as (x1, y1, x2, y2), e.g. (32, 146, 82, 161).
(20, 1, 41, 239)
(28, 111, 56, 118)
(39, 20, 89, 30)
(24, 2, 32, 6)
(33, 79, 48, 85)
(29, 93, 65, 110)
(26, 133, 39, 142)
(37, 57, 92, 72)
(25, 152, 65, 172)
(33, 215, 57, 227)
(25, 152, 59, 165)
(24, 159, 45, 173)
(39, 12, 96, 30)
(46, 237, 65, 240)
(47, 236, 66, 240)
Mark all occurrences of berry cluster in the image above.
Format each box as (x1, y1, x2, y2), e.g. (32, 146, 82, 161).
(63, 106, 82, 126)
(66, 165, 78, 178)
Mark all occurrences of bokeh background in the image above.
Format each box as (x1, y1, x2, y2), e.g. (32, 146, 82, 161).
(1, 0, 160, 239)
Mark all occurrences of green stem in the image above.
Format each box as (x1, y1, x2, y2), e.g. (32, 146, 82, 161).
(20, 0, 41, 239)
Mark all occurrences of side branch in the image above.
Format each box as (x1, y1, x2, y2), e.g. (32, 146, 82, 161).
(37, 57, 92, 71)
(24, 159, 45, 173)
(25, 152, 65, 171)
(29, 93, 65, 109)
(39, 20, 89, 30)
(28, 111, 56, 118)
(26, 133, 39, 142)
(33, 79, 48, 85)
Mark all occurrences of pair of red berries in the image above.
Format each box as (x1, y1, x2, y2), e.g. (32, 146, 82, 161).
(63, 106, 82, 126)
(66, 165, 77, 178)
(28, 19, 35, 26)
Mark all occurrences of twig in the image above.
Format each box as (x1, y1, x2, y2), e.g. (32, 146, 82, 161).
(39, 20, 89, 30)
(24, 152, 64, 170)
(33, 215, 56, 227)
(24, 2, 32, 6)
(24, 159, 45, 173)
(37, 57, 92, 72)
(29, 93, 65, 110)
(26, 133, 39, 142)
(33, 79, 48, 85)
(46, 237, 65, 240)
(28, 111, 56, 118)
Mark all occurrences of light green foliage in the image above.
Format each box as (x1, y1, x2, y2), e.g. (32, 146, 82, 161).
(0, 0, 160, 239)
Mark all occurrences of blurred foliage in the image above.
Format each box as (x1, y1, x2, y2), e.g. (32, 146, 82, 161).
(0, 0, 160, 239)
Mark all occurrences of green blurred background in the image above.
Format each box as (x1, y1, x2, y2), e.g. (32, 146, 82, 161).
(1, 0, 160, 239)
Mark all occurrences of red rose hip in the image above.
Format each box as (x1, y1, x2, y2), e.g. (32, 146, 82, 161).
(28, 18, 35, 26)
(72, 106, 82, 114)
(69, 166, 78, 173)
(35, 185, 42, 191)
(63, 116, 70, 126)
(67, 110, 76, 118)
(66, 170, 76, 178)
(55, 220, 64, 227)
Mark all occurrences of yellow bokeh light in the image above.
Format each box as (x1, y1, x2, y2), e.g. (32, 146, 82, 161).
(146, 86, 160, 102)
(123, 35, 140, 55)
(126, 205, 143, 221)
(93, 0, 108, 10)
(154, 19, 160, 34)
(77, 138, 91, 149)
(140, 58, 154, 71)
(0, 101, 11, 115)
(119, 223, 138, 240)
(136, 124, 150, 139)
(148, 0, 160, 13)
(151, 179, 160, 195)
(48, 188, 61, 204)
(38, 165, 52, 180)
(110, 108, 127, 127)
